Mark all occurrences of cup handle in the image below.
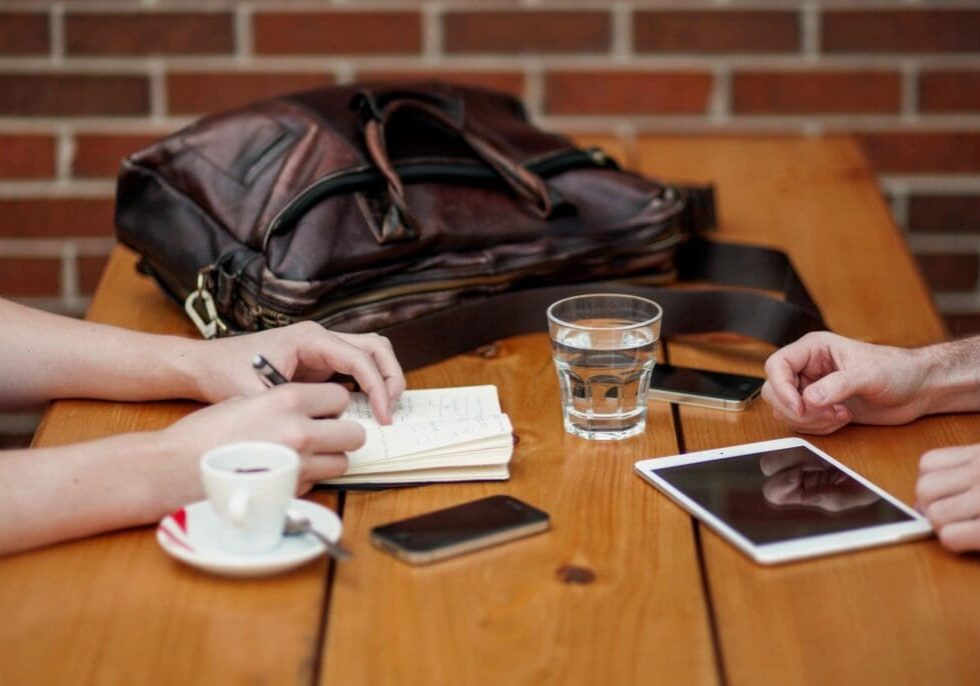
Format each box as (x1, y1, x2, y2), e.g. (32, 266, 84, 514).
(228, 490, 251, 526)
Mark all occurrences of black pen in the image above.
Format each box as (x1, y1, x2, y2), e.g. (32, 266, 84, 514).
(252, 354, 288, 387)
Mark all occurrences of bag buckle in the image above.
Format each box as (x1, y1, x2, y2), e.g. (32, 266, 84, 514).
(184, 270, 228, 339)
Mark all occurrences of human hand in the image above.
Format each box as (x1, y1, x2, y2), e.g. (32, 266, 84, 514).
(917, 444, 980, 553)
(187, 321, 405, 424)
(762, 331, 931, 435)
(160, 383, 365, 495)
(759, 449, 879, 512)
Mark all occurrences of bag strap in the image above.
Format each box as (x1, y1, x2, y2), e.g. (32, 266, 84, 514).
(377, 239, 827, 371)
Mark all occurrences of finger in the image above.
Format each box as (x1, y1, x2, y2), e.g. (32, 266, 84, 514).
(762, 360, 805, 416)
(269, 383, 351, 418)
(801, 369, 865, 408)
(936, 518, 980, 553)
(306, 338, 393, 424)
(334, 332, 406, 404)
(924, 489, 980, 529)
(916, 465, 974, 509)
(767, 398, 848, 435)
(920, 445, 980, 473)
(303, 418, 367, 454)
(297, 453, 349, 491)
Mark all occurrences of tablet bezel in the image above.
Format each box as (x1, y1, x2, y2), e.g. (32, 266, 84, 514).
(634, 437, 933, 565)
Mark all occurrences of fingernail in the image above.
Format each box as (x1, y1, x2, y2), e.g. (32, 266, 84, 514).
(809, 388, 826, 405)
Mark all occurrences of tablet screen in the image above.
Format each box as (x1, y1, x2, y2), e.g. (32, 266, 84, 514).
(652, 446, 914, 544)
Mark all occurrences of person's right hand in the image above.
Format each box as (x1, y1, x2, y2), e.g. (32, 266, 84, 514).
(159, 383, 365, 497)
(762, 332, 932, 435)
(916, 444, 980, 553)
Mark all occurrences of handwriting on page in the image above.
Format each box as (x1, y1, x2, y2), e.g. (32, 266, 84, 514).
(344, 386, 500, 424)
(348, 414, 512, 465)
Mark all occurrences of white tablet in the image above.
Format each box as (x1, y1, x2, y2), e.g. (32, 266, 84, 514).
(634, 437, 932, 565)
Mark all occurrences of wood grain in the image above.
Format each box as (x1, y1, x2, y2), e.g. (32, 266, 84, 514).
(0, 249, 337, 686)
(636, 136, 980, 686)
(321, 335, 716, 686)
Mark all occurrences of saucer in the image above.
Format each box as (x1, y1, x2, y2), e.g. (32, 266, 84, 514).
(156, 498, 342, 578)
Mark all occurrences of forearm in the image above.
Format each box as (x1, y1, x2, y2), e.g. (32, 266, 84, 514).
(0, 432, 201, 555)
(0, 299, 205, 408)
(916, 337, 980, 416)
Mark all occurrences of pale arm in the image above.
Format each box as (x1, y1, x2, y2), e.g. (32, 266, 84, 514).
(0, 384, 365, 555)
(0, 299, 405, 422)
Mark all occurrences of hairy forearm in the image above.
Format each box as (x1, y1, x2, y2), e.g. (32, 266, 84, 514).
(0, 299, 205, 408)
(917, 337, 980, 416)
(0, 431, 201, 555)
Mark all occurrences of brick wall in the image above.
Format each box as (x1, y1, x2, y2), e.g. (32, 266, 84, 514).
(1, 0, 979, 444)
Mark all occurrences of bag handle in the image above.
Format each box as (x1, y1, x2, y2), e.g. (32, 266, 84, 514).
(351, 88, 554, 243)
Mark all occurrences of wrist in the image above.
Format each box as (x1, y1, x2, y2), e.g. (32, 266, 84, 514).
(914, 340, 980, 416)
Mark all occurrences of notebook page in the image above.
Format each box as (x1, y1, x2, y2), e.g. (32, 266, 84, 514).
(347, 414, 513, 468)
(343, 386, 501, 426)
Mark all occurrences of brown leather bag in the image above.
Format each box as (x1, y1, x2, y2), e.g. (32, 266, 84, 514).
(115, 82, 824, 369)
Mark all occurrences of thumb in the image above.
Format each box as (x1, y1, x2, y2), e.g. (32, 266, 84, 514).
(802, 370, 863, 408)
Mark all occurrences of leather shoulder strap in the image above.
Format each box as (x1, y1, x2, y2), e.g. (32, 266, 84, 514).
(379, 268, 827, 372)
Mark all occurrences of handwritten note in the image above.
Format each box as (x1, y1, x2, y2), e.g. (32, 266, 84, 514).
(343, 386, 501, 425)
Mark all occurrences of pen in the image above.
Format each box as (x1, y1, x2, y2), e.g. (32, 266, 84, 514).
(252, 354, 288, 387)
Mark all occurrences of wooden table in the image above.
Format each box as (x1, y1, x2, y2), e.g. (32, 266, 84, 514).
(3, 137, 979, 686)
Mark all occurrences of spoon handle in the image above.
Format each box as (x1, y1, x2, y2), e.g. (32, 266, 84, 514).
(309, 529, 354, 561)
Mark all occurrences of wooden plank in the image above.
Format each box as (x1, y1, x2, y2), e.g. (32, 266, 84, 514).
(636, 136, 980, 685)
(0, 249, 336, 686)
(322, 347, 717, 684)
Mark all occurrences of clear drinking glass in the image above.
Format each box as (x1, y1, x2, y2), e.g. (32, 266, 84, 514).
(547, 294, 662, 440)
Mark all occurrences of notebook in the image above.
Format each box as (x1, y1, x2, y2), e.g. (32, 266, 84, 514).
(320, 385, 513, 486)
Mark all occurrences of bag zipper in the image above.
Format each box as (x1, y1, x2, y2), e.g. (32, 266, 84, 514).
(261, 147, 617, 250)
(241, 230, 684, 327)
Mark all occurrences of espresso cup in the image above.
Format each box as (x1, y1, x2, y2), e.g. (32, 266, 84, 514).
(200, 442, 300, 555)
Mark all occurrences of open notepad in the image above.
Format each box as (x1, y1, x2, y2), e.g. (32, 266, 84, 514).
(320, 385, 513, 486)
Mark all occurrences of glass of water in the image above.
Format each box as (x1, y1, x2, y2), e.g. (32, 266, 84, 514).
(547, 294, 662, 440)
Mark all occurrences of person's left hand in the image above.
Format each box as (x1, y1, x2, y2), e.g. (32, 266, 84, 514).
(185, 322, 405, 424)
(917, 444, 980, 553)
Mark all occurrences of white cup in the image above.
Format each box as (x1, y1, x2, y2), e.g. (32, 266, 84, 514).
(200, 442, 300, 555)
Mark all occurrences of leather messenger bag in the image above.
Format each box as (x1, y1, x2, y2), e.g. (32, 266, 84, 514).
(114, 82, 826, 370)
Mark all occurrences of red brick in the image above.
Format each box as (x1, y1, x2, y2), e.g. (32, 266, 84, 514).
(634, 11, 798, 53)
(920, 71, 980, 113)
(0, 257, 61, 297)
(254, 12, 421, 55)
(944, 313, 980, 337)
(79, 255, 110, 294)
(545, 71, 712, 115)
(444, 11, 610, 54)
(0, 74, 149, 116)
(65, 12, 233, 55)
(0, 134, 56, 179)
(915, 253, 978, 291)
(355, 71, 525, 100)
(73, 134, 164, 178)
(823, 10, 980, 53)
(167, 72, 333, 116)
(0, 12, 49, 54)
(0, 198, 116, 239)
(858, 132, 980, 174)
(733, 71, 901, 114)
(908, 195, 980, 234)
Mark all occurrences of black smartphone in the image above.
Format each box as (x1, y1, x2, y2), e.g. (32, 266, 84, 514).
(648, 364, 764, 411)
(370, 495, 550, 565)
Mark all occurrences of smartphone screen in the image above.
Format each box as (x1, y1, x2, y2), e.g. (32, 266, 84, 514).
(648, 364, 764, 410)
(371, 495, 550, 564)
